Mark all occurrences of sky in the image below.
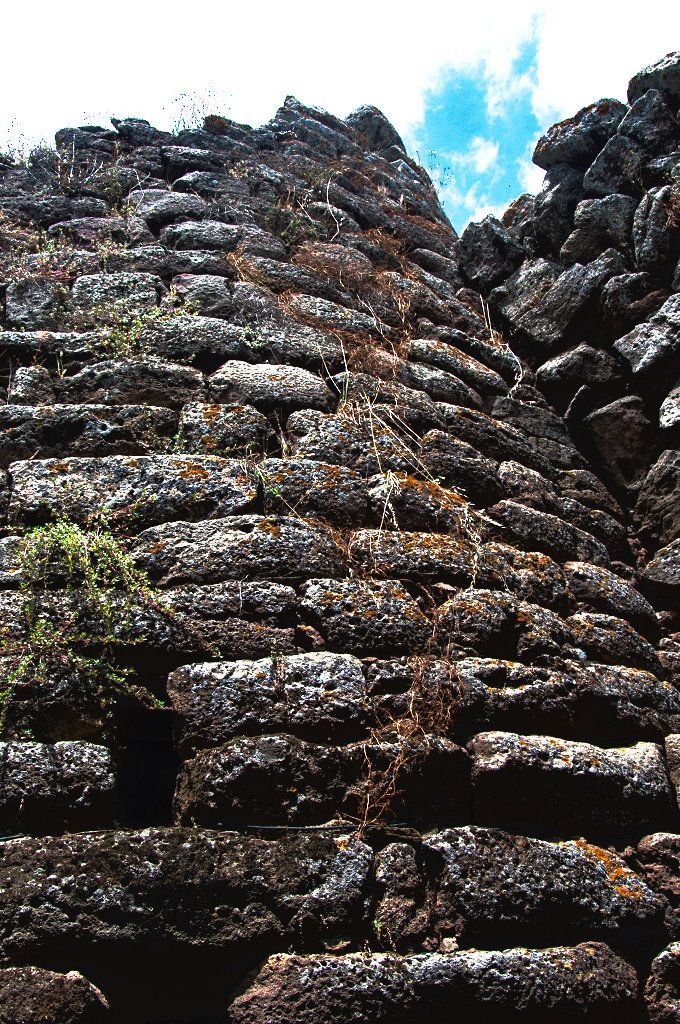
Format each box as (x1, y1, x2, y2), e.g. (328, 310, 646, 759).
(1, 1, 679, 232)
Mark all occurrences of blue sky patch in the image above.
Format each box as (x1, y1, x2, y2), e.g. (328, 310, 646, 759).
(410, 41, 548, 233)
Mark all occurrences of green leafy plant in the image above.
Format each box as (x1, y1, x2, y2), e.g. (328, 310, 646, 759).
(67, 293, 197, 358)
(0, 518, 164, 733)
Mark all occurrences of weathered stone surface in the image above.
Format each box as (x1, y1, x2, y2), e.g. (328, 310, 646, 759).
(635, 449, 680, 546)
(583, 135, 647, 197)
(470, 732, 676, 838)
(0, 829, 373, 1016)
(566, 611, 662, 674)
(178, 402, 273, 456)
(561, 194, 636, 264)
(227, 944, 639, 1024)
(408, 338, 507, 397)
(69, 272, 164, 314)
(171, 272, 235, 316)
(563, 560, 658, 636)
(4, 279, 60, 329)
(633, 185, 680, 281)
(641, 539, 680, 594)
(0, 967, 109, 1023)
(139, 314, 253, 366)
(451, 657, 680, 744)
(366, 473, 474, 533)
(0, 741, 115, 834)
(209, 360, 335, 413)
(300, 578, 430, 654)
(174, 732, 469, 827)
(53, 358, 204, 407)
(619, 90, 678, 156)
(127, 188, 207, 228)
(168, 653, 369, 754)
(436, 589, 575, 663)
(660, 379, 680, 432)
(8, 456, 258, 529)
(629, 51, 680, 106)
(288, 409, 419, 476)
(614, 292, 680, 379)
(486, 499, 609, 565)
(666, 736, 680, 809)
(509, 249, 627, 352)
(131, 515, 346, 586)
(349, 528, 483, 585)
(533, 99, 627, 169)
(536, 343, 624, 409)
(636, 833, 680, 938)
(645, 942, 680, 1023)
(422, 826, 664, 946)
(583, 396, 656, 491)
(7, 365, 56, 405)
(0, 405, 177, 468)
(531, 165, 585, 256)
(346, 105, 407, 156)
(454, 216, 524, 292)
(260, 458, 368, 524)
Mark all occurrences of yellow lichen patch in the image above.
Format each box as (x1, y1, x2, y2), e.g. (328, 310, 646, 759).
(178, 464, 210, 480)
(573, 839, 640, 895)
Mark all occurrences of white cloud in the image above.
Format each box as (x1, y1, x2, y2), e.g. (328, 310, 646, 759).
(467, 137, 500, 174)
(0, 0, 544, 150)
(517, 157, 545, 194)
(530, 2, 680, 122)
(444, 137, 500, 175)
(0, 1, 678, 178)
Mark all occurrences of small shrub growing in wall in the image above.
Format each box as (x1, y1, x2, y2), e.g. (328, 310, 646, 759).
(0, 518, 165, 734)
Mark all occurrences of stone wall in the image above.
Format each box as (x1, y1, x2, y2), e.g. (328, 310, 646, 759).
(0, 52, 678, 1024)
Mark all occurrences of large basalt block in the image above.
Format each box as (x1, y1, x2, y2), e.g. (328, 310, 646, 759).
(227, 944, 639, 1024)
(0, 829, 373, 1019)
(260, 458, 369, 525)
(485, 499, 609, 565)
(645, 943, 680, 1023)
(178, 402, 274, 456)
(614, 293, 680, 379)
(209, 360, 335, 413)
(0, 829, 373, 958)
(436, 589, 575, 664)
(469, 731, 676, 839)
(69, 272, 165, 314)
(407, 338, 507, 397)
(174, 732, 470, 828)
(0, 966, 109, 1023)
(300, 578, 431, 655)
(168, 653, 370, 754)
(454, 216, 524, 293)
(641, 539, 680, 596)
(563, 560, 658, 637)
(8, 456, 258, 529)
(583, 396, 656, 492)
(127, 188, 207, 228)
(629, 52, 680, 107)
(635, 449, 680, 547)
(533, 99, 627, 169)
(421, 825, 665, 946)
(51, 358, 204, 407)
(450, 657, 680, 744)
(0, 741, 115, 835)
(0, 405, 177, 468)
(131, 515, 346, 586)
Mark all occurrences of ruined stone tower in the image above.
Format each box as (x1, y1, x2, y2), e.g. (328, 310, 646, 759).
(0, 50, 678, 1024)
